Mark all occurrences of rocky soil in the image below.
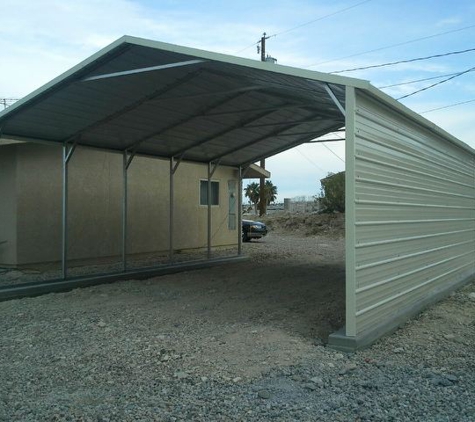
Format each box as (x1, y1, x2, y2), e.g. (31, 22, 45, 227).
(1, 214, 474, 421)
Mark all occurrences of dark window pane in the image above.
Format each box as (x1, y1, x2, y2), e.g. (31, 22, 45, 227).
(200, 180, 219, 205)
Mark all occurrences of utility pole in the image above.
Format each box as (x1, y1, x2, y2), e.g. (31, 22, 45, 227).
(0, 98, 20, 109)
(260, 32, 267, 62)
(258, 33, 269, 217)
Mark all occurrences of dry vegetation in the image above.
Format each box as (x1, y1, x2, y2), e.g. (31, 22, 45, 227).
(259, 212, 345, 238)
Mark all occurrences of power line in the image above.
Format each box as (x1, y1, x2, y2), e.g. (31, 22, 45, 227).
(322, 143, 345, 163)
(421, 98, 475, 114)
(234, 40, 261, 55)
(269, 0, 373, 38)
(378, 70, 475, 89)
(329, 46, 475, 74)
(0, 98, 20, 109)
(233, 0, 374, 55)
(306, 24, 475, 69)
(397, 65, 475, 100)
(294, 147, 326, 172)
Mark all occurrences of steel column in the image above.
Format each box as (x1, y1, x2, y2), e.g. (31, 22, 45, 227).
(207, 162, 212, 259)
(169, 156, 182, 262)
(122, 151, 128, 271)
(206, 161, 220, 259)
(169, 158, 174, 262)
(61, 145, 68, 279)
(238, 166, 243, 255)
(61, 142, 77, 279)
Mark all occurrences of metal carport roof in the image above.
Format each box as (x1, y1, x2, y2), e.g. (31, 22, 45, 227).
(0, 35, 369, 164)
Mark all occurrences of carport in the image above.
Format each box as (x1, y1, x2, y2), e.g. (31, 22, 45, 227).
(0, 35, 474, 350)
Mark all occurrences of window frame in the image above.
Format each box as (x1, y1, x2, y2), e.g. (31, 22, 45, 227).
(199, 179, 220, 206)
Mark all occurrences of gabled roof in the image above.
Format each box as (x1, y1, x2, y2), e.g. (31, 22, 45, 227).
(0, 36, 369, 166)
(1, 35, 472, 165)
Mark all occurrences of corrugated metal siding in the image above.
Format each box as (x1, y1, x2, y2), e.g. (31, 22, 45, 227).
(351, 90, 475, 336)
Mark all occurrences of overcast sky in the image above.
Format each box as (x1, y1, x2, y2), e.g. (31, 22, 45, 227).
(1, 0, 474, 201)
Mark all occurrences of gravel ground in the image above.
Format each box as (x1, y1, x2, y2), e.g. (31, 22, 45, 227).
(1, 227, 474, 421)
(0, 249, 238, 287)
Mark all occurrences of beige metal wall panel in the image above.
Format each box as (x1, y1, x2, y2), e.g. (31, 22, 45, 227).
(351, 90, 475, 337)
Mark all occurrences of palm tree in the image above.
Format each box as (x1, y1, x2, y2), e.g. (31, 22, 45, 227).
(244, 180, 278, 214)
(244, 182, 260, 214)
(263, 180, 278, 205)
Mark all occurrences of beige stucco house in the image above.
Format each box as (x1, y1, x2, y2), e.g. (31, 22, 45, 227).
(0, 141, 241, 268)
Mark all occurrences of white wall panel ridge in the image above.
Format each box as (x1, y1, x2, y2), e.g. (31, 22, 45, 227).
(350, 89, 475, 340)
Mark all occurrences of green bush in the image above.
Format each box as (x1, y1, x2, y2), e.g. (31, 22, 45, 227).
(318, 172, 345, 213)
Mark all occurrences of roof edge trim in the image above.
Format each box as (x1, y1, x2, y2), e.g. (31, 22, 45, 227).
(0, 36, 130, 122)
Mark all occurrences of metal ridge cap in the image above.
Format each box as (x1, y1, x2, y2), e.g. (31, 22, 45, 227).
(120, 35, 370, 89)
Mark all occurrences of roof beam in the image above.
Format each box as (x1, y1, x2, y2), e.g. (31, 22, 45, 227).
(244, 117, 322, 129)
(170, 109, 277, 157)
(149, 85, 261, 102)
(125, 89, 261, 153)
(205, 103, 306, 117)
(205, 67, 327, 99)
(324, 83, 346, 117)
(307, 138, 345, 142)
(63, 69, 203, 144)
(82, 59, 205, 81)
(275, 130, 338, 138)
(208, 113, 323, 162)
(254, 88, 344, 118)
(208, 159, 221, 178)
(204, 68, 347, 119)
(241, 122, 343, 166)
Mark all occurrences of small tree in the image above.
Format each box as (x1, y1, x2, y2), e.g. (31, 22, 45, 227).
(318, 172, 345, 213)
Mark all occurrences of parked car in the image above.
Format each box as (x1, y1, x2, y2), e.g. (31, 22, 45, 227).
(242, 219, 268, 242)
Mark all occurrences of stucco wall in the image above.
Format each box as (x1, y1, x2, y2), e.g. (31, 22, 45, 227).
(67, 147, 123, 262)
(1, 143, 238, 267)
(0, 145, 17, 266)
(16, 144, 63, 264)
(126, 155, 170, 255)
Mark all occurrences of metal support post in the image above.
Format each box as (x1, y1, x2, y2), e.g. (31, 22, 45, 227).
(61, 141, 77, 279)
(238, 166, 243, 255)
(122, 151, 128, 272)
(61, 145, 68, 279)
(207, 162, 212, 259)
(259, 158, 266, 216)
(169, 155, 183, 262)
(206, 160, 220, 259)
(169, 158, 174, 262)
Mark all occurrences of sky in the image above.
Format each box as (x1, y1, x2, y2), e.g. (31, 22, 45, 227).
(1, 0, 474, 202)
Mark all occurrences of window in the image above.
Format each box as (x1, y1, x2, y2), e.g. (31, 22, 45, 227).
(200, 180, 219, 206)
